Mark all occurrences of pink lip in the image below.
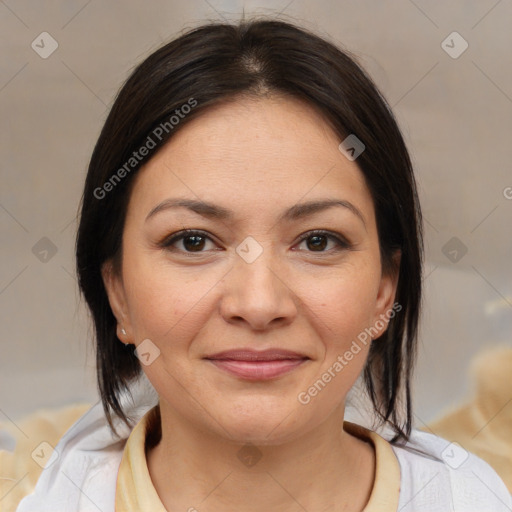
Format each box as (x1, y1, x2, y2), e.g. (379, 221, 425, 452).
(204, 348, 309, 380)
(206, 348, 307, 361)
(207, 358, 307, 380)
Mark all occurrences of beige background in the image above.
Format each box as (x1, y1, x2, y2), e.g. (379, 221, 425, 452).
(1, 0, 511, 432)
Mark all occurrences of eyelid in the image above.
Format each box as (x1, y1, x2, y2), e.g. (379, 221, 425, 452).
(159, 229, 219, 252)
(294, 229, 352, 251)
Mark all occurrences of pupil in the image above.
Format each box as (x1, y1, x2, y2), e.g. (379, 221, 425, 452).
(184, 235, 205, 251)
(308, 235, 327, 251)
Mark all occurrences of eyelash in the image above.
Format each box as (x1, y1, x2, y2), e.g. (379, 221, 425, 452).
(159, 229, 351, 255)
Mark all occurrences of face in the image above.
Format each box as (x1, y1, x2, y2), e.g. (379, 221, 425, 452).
(102, 95, 398, 445)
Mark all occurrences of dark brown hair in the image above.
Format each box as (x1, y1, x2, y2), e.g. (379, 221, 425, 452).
(76, 17, 423, 443)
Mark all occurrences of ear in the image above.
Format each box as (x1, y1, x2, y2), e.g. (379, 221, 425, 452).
(371, 250, 401, 339)
(101, 259, 133, 343)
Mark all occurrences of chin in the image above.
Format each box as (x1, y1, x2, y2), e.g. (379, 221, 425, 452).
(218, 408, 307, 447)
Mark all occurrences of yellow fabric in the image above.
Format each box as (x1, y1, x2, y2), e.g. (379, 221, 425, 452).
(0, 403, 91, 512)
(115, 405, 166, 511)
(115, 406, 400, 511)
(344, 421, 401, 511)
(424, 346, 512, 492)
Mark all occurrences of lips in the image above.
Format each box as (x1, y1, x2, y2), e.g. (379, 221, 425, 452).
(205, 349, 308, 361)
(204, 349, 309, 380)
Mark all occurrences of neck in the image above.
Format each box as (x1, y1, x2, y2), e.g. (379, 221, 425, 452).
(146, 401, 375, 512)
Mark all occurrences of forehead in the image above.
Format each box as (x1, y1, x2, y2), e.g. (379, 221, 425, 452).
(156, 95, 343, 171)
(127, 95, 373, 222)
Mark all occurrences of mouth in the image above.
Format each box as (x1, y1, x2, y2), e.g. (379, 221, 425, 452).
(205, 348, 308, 361)
(204, 349, 310, 380)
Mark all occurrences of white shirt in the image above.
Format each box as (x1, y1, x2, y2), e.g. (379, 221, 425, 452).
(14, 374, 512, 512)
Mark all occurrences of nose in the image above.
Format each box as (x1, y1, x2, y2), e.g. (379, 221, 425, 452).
(219, 251, 298, 331)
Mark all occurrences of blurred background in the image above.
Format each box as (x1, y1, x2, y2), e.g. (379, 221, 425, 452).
(1, 0, 511, 431)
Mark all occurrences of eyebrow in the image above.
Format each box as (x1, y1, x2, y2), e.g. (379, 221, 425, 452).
(145, 198, 366, 227)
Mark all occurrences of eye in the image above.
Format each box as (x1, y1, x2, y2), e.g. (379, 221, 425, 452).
(160, 229, 218, 253)
(159, 229, 350, 254)
(295, 230, 351, 252)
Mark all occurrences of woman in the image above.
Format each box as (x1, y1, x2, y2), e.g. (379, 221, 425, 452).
(16, 18, 511, 512)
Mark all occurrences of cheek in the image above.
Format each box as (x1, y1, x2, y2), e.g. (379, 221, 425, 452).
(121, 250, 218, 341)
(302, 274, 377, 399)
(306, 263, 381, 343)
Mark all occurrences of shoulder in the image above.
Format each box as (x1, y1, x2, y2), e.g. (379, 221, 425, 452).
(14, 401, 126, 512)
(0, 403, 91, 512)
(16, 376, 159, 511)
(391, 428, 512, 512)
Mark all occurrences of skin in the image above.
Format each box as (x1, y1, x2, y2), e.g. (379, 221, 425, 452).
(102, 94, 399, 511)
